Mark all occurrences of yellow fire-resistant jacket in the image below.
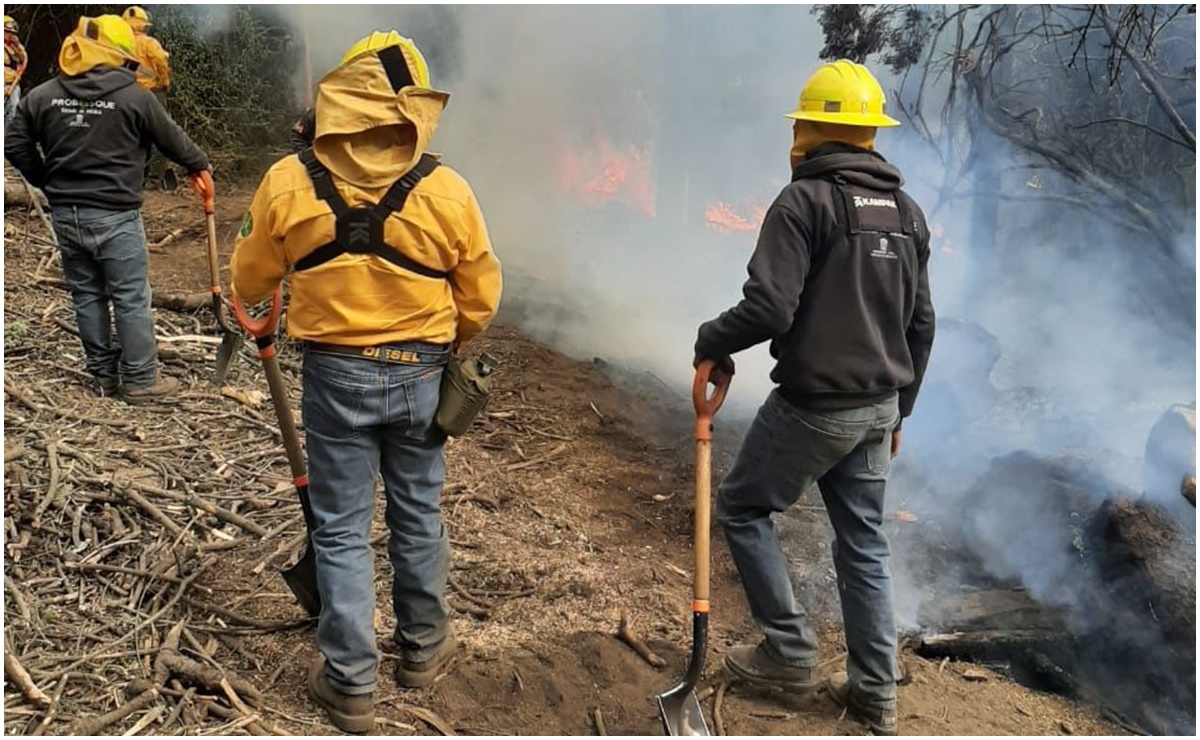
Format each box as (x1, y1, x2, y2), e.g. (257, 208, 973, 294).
(4, 34, 26, 94)
(230, 47, 502, 348)
(133, 33, 170, 91)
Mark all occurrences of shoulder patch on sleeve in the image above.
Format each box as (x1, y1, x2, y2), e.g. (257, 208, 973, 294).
(239, 212, 253, 238)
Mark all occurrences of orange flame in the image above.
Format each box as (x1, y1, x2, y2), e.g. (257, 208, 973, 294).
(705, 199, 767, 234)
(558, 130, 656, 219)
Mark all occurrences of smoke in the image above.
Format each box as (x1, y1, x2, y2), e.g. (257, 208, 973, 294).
(277, 5, 1194, 715)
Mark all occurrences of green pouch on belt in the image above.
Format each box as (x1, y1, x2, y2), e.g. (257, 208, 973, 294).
(435, 353, 498, 437)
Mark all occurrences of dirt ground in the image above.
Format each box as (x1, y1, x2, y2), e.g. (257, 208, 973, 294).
(2, 188, 1127, 736)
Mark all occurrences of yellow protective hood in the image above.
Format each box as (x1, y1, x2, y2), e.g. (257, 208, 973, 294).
(311, 48, 450, 188)
(58, 18, 139, 77)
(789, 120, 876, 169)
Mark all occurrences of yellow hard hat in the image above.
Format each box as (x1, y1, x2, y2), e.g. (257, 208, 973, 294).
(785, 60, 900, 128)
(83, 15, 137, 57)
(4, 16, 17, 33)
(339, 30, 430, 88)
(123, 6, 151, 31)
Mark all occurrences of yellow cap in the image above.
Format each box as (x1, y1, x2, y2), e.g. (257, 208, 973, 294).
(785, 60, 900, 128)
(4, 16, 17, 33)
(339, 30, 430, 88)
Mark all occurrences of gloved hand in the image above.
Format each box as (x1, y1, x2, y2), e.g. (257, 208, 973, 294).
(188, 167, 215, 212)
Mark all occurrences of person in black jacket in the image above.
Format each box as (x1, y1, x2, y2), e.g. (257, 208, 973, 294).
(5, 15, 209, 403)
(694, 60, 934, 736)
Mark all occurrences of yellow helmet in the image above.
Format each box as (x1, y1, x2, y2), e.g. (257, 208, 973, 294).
(4, 16, 17, 34)
(83, 15, 137, 57)
(339, 30, 430, 88)
(785, 60, 900, 128)
(123, 6, 151, 31)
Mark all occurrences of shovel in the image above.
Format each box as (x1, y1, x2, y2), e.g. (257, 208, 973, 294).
(232, 286, 322, 617)
(657, 360, 730, 736)
(190, 170, 240, 386)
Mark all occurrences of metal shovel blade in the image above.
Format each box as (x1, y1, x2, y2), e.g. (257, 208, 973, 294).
(281, 544, 321, 617)
(213, 331, 240, 386)
(657, 684, 710, 736)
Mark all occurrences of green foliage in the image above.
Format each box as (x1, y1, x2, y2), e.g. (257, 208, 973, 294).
(7, 4, 301, 178)
(153, 5, 300, 176)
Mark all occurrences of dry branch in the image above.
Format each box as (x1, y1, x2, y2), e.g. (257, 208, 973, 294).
(615, 611, 666, 669)
(592, 707, 608, 736)
(4, 648, 51, 708)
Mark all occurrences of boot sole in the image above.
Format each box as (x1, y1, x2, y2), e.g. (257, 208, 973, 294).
(120, 393, 178, 405)
(724, 655, 820, 694)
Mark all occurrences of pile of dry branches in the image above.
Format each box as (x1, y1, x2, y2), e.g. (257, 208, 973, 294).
(3, 202, 315, 735)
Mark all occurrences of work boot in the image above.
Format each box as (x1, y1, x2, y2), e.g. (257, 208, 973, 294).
(724, 643, 819, 693)
(395, 635, 459, 688)
(97, 378, 120, 398)
(120, 375, 179, 405)
(826, 672, 898, 736)
(307, 655, 375, 734)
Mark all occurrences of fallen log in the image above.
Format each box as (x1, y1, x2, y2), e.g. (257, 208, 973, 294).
(915, 629, 1069, 664)
(35, 277, 209, 313)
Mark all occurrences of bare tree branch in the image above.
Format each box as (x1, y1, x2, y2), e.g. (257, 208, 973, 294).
(1097, 4, 1196, 151)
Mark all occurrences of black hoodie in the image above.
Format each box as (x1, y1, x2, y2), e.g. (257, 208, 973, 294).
(695, 143, 935, 420)
(5, 66, 208, 210)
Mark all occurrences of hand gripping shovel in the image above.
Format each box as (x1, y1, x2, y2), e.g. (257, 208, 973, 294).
(657, 360, 730, 736)
(232, 287, 321, 617)
(190, 171, 240, 386)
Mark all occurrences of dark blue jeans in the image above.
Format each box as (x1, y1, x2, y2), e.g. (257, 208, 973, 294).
(717, 389, 901, 708)
(50, 206, 158, 388)
(302, 344, 452, 695)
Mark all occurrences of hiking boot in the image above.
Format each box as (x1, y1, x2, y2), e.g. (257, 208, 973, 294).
(120, 375, 179, 405)
(307, 656, 375, 733)
(826, 672, 898, 736)
(97, 378, 120, 398)
(395, 636, 459, 688)
(724, 643, 819, 693)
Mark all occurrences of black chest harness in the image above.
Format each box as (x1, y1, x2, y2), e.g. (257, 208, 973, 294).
(293, 147, 448, 278)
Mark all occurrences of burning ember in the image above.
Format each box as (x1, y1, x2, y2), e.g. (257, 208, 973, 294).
(558, 130, 656, 219)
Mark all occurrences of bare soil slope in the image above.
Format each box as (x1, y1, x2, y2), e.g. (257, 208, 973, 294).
(2, 189, 1124, 736)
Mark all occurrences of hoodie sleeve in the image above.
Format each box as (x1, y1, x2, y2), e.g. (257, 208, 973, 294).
(695, 196, 813, 361)
(4, 96, 45, 188)
(230, 174, 288, 305)
(898, 229, 935, 420)
(450, 187, 503, 346)
(141, 92, 208, 173)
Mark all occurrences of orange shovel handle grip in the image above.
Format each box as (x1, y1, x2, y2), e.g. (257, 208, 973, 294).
(190, 169, 215, 214)
(231, 284, 283, 342)
(692, 361, 730, 441)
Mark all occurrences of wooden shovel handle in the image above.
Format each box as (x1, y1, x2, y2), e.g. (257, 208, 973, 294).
(693, 438, 712, 611)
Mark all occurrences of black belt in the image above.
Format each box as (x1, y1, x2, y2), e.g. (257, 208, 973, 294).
(303, 341, 450, 366)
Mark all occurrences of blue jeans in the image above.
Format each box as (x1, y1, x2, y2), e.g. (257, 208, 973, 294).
(50, 206, 158, 388)
(717, 389, 901, 707)
(4, 84, 18, 127)
(302, 344, 452, 695)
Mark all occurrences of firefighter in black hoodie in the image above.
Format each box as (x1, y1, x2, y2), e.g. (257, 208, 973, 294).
(694, 60, 935, 736)
(5, 15, 209, 403)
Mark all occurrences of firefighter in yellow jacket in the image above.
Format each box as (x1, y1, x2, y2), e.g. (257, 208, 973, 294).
(123, 7, 169, 91)
(230, 31, 501, 734)
(4, 15, 27, 125)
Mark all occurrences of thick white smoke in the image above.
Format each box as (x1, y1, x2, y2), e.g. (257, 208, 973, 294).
(279, 3, 1195, 633)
